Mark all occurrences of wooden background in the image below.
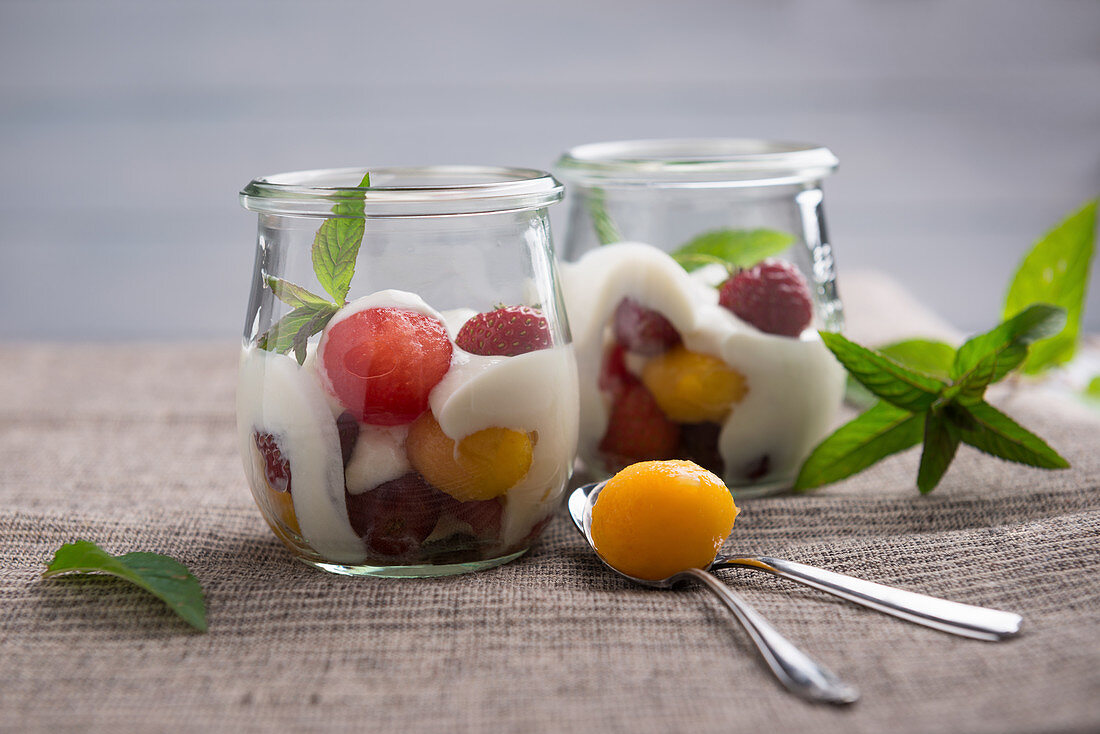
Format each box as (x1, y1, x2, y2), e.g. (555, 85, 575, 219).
(1, 0, 1097, 339)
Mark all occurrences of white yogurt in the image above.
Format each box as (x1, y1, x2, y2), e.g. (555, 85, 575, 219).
(237, 347, 368, 564)
(344, 425, 410, 494)
(560, 242, 845, 485)
(429, 345, 579, 547)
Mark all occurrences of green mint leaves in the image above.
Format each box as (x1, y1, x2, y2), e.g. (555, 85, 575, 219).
(587, 188, 623, 245)
(42, 541, 207, 631)
(312, 173, 372, 305)
(584, 190, 795, 276)
(258, 171, 370, 365)
(795, 303, 1070, 494)
(670, 229, 794, 272)
(1004, 199, 1096, 374)
(792, 401, 926, 489)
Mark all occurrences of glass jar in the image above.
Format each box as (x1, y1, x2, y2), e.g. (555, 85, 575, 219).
(555, 139, 845, 497)
(238, 167, 578, 577)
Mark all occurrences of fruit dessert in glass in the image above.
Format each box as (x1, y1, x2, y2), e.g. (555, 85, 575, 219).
(237, 167, 578, 576)
(556, 139, 845, 496)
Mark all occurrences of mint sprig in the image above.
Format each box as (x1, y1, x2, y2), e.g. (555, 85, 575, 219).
(670, 229, 794, 273)
(258, 171, 370, 364)
(587, 188, 622, 245)
(796, 303, 1070, 494)
(42, 540, 207, 631)
(1003, 199, 1096, 373)
(844, 338, 956, 408)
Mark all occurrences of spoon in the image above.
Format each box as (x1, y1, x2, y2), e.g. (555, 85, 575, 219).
(570, 482, 1022, 642)
(568, 483, 859, 704)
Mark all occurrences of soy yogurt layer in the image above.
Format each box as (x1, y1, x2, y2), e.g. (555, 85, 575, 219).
(237, 290, 579, 566)
(560, 242, 845, 487)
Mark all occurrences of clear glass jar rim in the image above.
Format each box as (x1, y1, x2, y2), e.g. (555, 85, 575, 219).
(240, 166, 564, 217)
(556, 138, 838, 187)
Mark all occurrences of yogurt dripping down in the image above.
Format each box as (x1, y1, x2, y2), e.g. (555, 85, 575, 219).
(559, 242, 845, 485)
(237, 289, 579, 561)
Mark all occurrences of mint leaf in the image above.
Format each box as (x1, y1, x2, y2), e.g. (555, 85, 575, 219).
(917, 410, 961, 493)
(845, 338, 956, 410)
(793, 401, 925, 491)
(950, 304, 1067, 401)
(954, 401, 1070, 469)
(1004, 199, 1097, 373)
(671, 228, 794, 272)
(1087, 376, 1100, 398)
(820, 332, 946, 412)
(258, 302, 339, 365)
(42, 540, 206, 631)
(587, 188, 622, 245)
(265, 275, 333, 310)
(312, 171, 371, 305)
(879, 339, 956, 380)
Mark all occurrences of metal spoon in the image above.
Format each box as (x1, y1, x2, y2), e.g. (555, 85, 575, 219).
(568, 483, 860, 704)
(570, 482, 1022, 642)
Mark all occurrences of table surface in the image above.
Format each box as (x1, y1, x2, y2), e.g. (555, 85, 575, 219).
(2, 274, 1099, 734)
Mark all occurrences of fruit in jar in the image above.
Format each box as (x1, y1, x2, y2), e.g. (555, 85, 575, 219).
(252, 431, 301, 535)
(345, 473, 441, 557)
(406, 412, 534, 502)
(598, 343, 632, 398)
(455, 305, 552, 356)
(612, 298, 681, 355)
(336, 411, 360, 466)
(718, 260, 814, 337)
(589, 460, 739, 581)
(438, 494, 504, 540)
(641, 345, 748, 423)
(599, 380, 680, 465)
(319, 307, 452, 425)
(677, 422, 725, 478)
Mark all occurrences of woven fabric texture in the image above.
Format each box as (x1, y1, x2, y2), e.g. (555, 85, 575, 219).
(2, 273, 1099, 733)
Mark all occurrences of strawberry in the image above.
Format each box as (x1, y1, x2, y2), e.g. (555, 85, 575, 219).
(612, 297, 681, 355)
(456, 306, 552, 356)
(254, 431, 291, 493)
(598, 343, 632, 399)
(718, 260, 814, 337)
(598, 381, 681, 469)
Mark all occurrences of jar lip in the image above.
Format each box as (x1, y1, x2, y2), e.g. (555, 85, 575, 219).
(556, 138, 838, 188)
(240, 166, 564, 217)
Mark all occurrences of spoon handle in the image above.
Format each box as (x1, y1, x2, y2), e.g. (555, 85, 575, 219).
(681, 567, 859, 705)
(714, 556, 1022, 641)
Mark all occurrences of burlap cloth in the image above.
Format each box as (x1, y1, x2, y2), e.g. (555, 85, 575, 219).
(2, 273, 1099, 733)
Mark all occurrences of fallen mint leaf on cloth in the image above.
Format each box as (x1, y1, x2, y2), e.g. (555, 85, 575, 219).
(1004, 199, 1096, 373)
(670, 228, 794, 272)
(796, 304, 1070, 494)
(42, 540, 207, 631)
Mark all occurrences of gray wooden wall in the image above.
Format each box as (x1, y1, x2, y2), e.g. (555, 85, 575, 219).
(2, 0, 1098, 339)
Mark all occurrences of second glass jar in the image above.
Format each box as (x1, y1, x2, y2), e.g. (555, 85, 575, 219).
(555, 139, 845, 497)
